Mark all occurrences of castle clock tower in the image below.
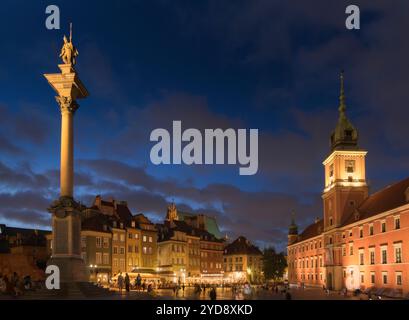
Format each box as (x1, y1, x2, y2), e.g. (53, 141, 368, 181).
(322, 72, 368, 231)
(322, 72, 368, 290)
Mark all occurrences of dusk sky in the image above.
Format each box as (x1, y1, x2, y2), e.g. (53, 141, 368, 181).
(1, 0, 409, 251)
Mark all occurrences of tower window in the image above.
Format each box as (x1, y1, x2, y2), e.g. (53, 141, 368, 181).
(345, 130, 353, 140)
(345, 160, 355, 173)
(329, 164, 334, 177)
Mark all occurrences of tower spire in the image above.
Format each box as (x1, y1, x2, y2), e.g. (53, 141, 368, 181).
(339, 70, 346, 116)
(70, 22, 73, 42)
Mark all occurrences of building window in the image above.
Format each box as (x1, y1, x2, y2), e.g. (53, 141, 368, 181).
(103, 237, 109, 248)
(329, 217, 333, 226)
(119, 259, 125, 270)
(342, 233, 345, 239)
(360, 272, 364, 284)
(395, 217, 400, 230)
(113, 258, 118, 267)
(342, 245, 346, 257)
(128, 245, 133, 253)
(149, 236, 153, 243)
(96, 237, 102, 248)
(345, 160, 355, 173)
(120, 247, 125, 255)
(381, 221, 386, 233)
(143, 247, 147, 254)
(135, 233, 139, 239)
(396, 272, 402, 286)
(369, 224, 374, 236)
(96, 252, 102, 264)
(370, 272, 375, 284)
(382, 272, 388, 285)
(131, 221, 136, 228)
(349, 243, 354, 256)
(143, 235, 147, 242)
(103, 253, 109, 265)
(329, 237, 333, 245)
(349, 230, 352, 237)
(128, 258, 133, 266)
(128, 233, 133, 239)
(394, 244, 402, 263)
(113, 233, 118, 241)
(113, 246, 118, 254)
(370, 249, 375, 265)
(359, 228, 363, 238)
(359, 250, 364, 265)
(120, 234, 125, 242)
(381, 247, 387, 264)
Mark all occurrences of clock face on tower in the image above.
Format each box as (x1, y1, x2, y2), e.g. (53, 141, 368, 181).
(55, 208, 67, 218)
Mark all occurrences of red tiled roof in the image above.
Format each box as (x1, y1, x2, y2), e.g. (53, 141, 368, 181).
(342, 177, 409, 226)
(293, 177, 409, 244)
(296, 219, 323, 243)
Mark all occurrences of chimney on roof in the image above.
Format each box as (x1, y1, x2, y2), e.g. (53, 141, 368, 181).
(315, 217, 320, 224)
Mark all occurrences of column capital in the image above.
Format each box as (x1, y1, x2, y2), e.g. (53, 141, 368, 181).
(55, 96, 79, 114)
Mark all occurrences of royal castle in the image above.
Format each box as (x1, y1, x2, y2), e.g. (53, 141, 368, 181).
(287, 73, 409, 298)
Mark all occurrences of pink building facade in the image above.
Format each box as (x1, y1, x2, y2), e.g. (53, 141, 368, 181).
(287, 73, 409, 297)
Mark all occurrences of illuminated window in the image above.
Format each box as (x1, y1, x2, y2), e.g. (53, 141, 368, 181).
(370, 248, 375, 265)
(349, 243, 354, 256)
(96, 237, 102, 248)
(96, 252, 102, 264)
(381, 246, 387, 264)
(394, 243, 402, 263)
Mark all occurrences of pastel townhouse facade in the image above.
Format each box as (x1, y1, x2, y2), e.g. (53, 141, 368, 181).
(223, 236, 263, 283)
(287, 73, 409, 298)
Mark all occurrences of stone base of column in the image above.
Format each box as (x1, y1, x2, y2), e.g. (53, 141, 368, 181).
(47, 256, 87, 283)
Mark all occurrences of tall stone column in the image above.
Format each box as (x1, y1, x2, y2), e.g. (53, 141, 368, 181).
(44, 28, 88, 283)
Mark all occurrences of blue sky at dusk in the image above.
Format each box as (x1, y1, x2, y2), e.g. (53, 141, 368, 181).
(1, 0, 409, 251)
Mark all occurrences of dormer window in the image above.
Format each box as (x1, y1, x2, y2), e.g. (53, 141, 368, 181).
(131, 221, 136, 228)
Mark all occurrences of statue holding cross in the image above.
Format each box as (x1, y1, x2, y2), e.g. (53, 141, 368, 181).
(59, 23, 79, 65)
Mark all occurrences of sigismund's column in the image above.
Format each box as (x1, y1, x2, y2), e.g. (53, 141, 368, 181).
(44, 25, 88, 283)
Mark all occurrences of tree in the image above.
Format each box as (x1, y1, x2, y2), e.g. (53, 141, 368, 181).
(263, 247, 287, 281)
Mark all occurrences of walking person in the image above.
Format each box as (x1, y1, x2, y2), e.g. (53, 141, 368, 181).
(209, 287, 217, 300)
(118, 272, 124, 294)
(125, 273, 130, 293)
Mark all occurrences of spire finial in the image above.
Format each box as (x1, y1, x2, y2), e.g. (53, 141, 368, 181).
(70, 22, 73, 42)
(339, 70, 346, 115)
(291, 210, 296, 224)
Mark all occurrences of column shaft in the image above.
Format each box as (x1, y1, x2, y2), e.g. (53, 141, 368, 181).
(60, 110, 74, 197)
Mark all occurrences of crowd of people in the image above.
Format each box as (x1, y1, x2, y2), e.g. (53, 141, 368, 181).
(0, 272, 34, 297)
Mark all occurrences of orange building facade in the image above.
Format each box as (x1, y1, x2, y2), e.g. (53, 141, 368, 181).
(287, 73, 409, 297)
